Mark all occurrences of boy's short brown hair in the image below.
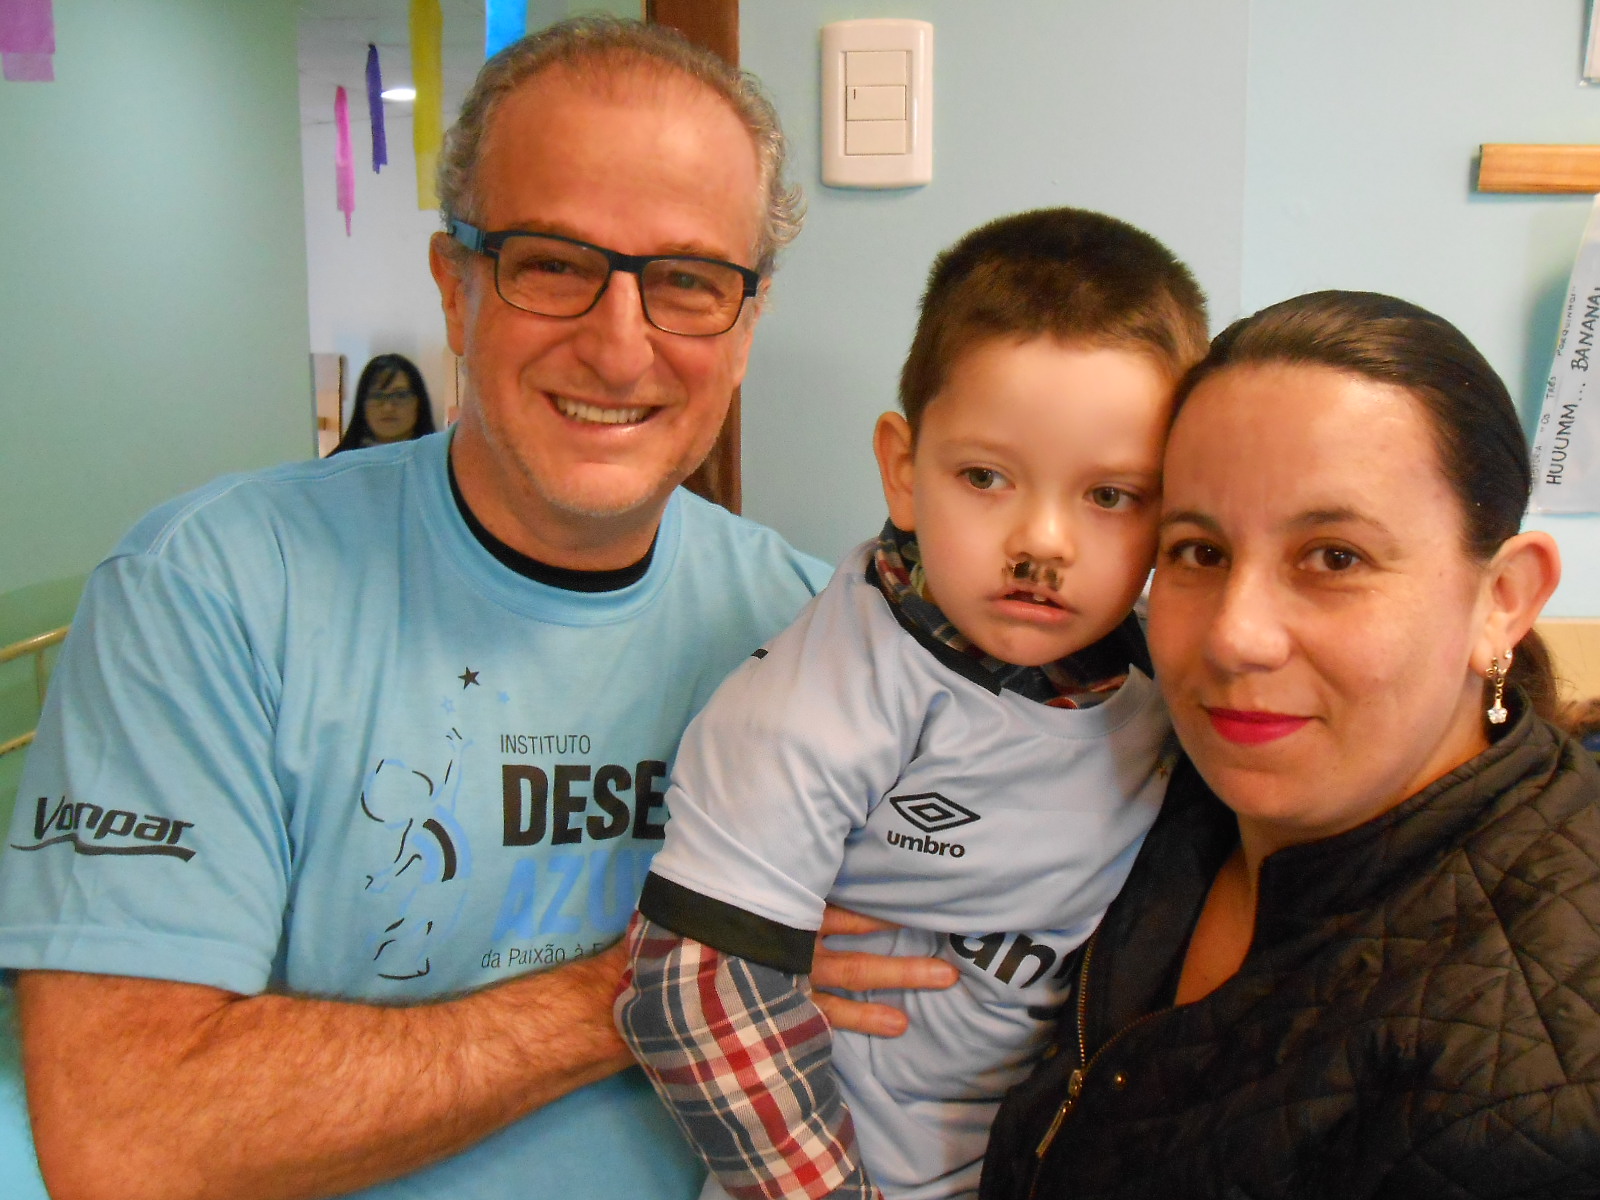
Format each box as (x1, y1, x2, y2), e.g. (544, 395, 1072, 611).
(898, 207, 1209, 433)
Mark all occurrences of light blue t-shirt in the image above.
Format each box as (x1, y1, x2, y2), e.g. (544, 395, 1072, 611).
(0, 431, 829, 1199)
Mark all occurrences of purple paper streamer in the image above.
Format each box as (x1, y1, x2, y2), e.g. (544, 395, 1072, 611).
(0, 0, 55, 54)
(2, 49, 49, 80)
(366, 44, 387, 173)
(0, 0, 55, 81)
(335, 86, 355, 237)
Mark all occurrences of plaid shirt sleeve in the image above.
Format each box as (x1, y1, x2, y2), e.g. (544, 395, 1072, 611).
(615, 913, 882, 1200)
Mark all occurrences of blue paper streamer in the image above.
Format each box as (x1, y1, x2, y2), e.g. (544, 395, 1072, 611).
(485, 0, 526, 59)
(366, 43, 387, 173)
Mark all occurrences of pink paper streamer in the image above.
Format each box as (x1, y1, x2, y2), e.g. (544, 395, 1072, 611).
(0, 0, 55, 82)
(335, 85, 355, 237)
(2, 50, 50, 80)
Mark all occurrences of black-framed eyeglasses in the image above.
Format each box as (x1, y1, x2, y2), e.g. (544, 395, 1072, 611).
(449, 219, 761, 338)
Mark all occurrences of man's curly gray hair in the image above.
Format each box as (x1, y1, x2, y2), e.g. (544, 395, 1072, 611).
(437, 15, 804, 278)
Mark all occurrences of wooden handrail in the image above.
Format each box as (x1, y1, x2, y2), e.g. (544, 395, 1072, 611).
(0, 626, 67, 665)
(0, 625, 69, 755)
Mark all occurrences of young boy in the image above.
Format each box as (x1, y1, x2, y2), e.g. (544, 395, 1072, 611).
(616, 208, 1208, 1200)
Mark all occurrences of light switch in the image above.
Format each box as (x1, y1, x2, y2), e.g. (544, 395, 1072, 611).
(822, 19, 933, 188)
(845, 50, 908, 87)
(846, 85, 905, 122)
(846, 120, 908, 156)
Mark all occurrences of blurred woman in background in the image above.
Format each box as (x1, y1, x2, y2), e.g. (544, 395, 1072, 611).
(333, 353, 436, 453)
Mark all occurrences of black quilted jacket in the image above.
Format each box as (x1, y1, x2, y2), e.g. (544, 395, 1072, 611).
(981, 705, 1600, 1199)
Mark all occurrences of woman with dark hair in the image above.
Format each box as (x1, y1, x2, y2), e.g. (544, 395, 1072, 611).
(332, 353, 437, 453)
(982, 291, 1600, 1198)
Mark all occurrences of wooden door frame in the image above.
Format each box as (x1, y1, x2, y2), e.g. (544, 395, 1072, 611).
(647, 0, 743, 514)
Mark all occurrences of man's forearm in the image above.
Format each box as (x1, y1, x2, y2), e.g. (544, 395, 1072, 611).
(16, 948, 634, 1200)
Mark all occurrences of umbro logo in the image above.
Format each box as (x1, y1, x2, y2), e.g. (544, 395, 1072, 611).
(889, 792, 979, 834)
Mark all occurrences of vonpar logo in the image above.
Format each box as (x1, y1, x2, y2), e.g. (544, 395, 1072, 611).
(12, 796, 197, 862)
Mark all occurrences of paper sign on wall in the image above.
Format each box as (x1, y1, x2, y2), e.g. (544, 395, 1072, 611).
(1530, 193, 1600, 512)
(1585, 1, 1600, 85)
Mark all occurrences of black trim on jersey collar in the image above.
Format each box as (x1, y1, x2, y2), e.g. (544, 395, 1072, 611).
(864, 561, 1153, 694)
(447, 454, 655, 592)
(639, 873, 816, 974)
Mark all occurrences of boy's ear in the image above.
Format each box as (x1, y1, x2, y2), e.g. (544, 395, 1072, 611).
(1470, 530, 1562, 673)
(873, 412, 917, 532)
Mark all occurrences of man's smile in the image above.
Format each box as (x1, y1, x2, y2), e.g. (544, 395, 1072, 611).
(552, 395, 655, 425)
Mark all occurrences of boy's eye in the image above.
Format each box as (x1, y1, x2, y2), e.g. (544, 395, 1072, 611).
(1089, 486, 1133, 510)
(959, 467, 1006, 491)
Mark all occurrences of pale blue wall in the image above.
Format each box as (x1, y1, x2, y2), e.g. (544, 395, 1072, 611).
(741, 1, 1250, 565)
(1243, 0, 1600, 616)
(741, 1, 1600, 618)
(0, 0, 310, 603)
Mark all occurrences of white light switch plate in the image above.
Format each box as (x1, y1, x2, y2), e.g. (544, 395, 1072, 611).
(822, 19, 933, 189)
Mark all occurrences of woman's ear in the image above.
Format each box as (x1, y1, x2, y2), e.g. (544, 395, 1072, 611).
(873, 412, 917, 532)
(1472, 530, 1562, 671)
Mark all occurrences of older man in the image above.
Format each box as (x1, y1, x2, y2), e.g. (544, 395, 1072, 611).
(0, 19, 952, 1200)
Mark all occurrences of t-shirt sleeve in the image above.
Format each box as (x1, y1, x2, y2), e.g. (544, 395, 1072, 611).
(0, 551, 292, 995)
(646, 574, 912, 938)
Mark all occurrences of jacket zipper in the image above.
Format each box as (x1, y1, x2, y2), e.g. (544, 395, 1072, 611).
(1025, 931, 1096, 1200)
(1026, 929, 1174, 1199)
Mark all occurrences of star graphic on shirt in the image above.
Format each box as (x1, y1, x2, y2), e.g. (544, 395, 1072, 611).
(459, 667, 480, 690)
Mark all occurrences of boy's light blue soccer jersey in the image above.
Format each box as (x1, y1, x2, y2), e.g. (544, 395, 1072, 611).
(647, 547, 1174, 1200)
(0, 431, 829, 1200)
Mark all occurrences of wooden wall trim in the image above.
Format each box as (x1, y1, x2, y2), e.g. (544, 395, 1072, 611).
(647, 0, 743, 514)
(646, 0, 738, 65)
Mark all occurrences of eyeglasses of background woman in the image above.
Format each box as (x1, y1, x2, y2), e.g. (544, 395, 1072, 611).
(333, 353, 438, 454)
(982, 291, 1600, 1200)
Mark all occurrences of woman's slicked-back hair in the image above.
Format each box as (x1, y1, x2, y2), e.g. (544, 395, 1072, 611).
(1174, 289, 1555, 717)
(436, 15, 803, 278)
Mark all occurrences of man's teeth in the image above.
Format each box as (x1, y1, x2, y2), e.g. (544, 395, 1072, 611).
(555, 397, 650, 425)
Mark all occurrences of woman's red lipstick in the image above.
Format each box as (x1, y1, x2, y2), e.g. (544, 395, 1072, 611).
(1207, 708, 1310, 745)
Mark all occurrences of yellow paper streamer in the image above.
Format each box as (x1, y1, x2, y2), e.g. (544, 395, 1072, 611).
(410, 0, 443, 210)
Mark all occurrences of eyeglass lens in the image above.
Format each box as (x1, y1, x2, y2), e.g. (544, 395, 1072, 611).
(493, 235, 747, 335)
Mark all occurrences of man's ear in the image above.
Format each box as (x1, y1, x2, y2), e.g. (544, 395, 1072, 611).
(1471, 530, 1562, 671)
(723, 287, 764, 390)
(430, 233, 470, 357)
(873, 412, 917, 532)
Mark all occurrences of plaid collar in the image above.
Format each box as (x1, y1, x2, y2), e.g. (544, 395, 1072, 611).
(870, 521, 1141, 708)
